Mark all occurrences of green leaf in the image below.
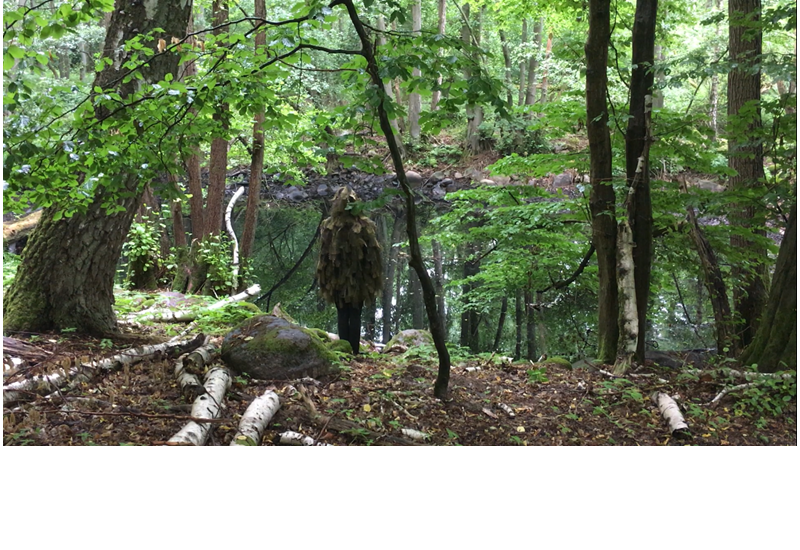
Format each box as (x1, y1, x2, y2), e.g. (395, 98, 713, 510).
(7, 45, 25, 59)
(4, 53, 16, 71)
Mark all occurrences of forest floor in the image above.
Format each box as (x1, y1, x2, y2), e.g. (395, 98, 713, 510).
(3, 329, 796, 446)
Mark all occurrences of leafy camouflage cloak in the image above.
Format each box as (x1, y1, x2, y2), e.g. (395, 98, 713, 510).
(316, 187, 383, 308)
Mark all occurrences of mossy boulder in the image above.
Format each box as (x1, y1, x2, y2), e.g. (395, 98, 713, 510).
(382, 329, 434, 353)
(221, 315, 337, 380)
(543, 356, 572, 368)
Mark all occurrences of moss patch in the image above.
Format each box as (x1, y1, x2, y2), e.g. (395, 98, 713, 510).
(544, 356, 572, 368)
(329, 339, 355, 354)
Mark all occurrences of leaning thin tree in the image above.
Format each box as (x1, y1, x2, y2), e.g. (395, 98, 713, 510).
(333, 0, 452, 398)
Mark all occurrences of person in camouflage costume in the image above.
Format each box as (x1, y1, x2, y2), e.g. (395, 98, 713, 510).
(316, 186, 383, 354)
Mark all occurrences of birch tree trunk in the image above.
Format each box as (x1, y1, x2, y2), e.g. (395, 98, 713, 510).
(430, 0, 447, 111)
(408, 0, 422, 141)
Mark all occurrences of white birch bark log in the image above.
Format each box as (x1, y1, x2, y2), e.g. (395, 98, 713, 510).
(4, 337, 201, 406)
(225, 185, 246, 290)
(706, 382, 759, 406)
(169, 366, 232, 445)
(401, 428, 429, 441)
(174, 342, 218, 400)
(231, 390, 281, 445)
(651, 392, 690, 437)
(276, 430, 330, 446)
(497, 402, 516, 418)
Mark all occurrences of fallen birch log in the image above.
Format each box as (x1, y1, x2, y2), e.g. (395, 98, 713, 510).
(169, 366, 232, 445)
(706, 382, 759, 407)
(275, 430, 330, 446)
(3, 335, 204, 406)
(231, 390, 281, 446)
(401, 428, 430, 441)
(651, 392, 691, 439)
(174, 340, 217, 400)
(497, 403, 516, 418)
(686, 368, 796, 381)
(127, 285, 261, 324)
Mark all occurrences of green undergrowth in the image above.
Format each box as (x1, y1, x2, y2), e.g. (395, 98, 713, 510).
(114, 287, 263, 336)
(3, 252, 21, 295)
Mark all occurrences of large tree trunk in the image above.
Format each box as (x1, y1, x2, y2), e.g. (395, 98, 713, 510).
(460, 244, 480, 352)
(539, 31, 553, 103)
(432, 239, 447, 327)
(376, 16, 404, 153)
(739, 206, 796, 372)
(708, 0, 722, 137)
(514, 289, 523, 360)
(493, 296, 508, 351)
(408, 0, 422, 141)
(685, 194, 736, 355)
(652, 44, 665, 109)
(462, 4, 484, 153)
(340, 0, 451, 398)
(239, 0, 267, 269)
(585, 0, 619, 363)
(409, 267, 425, 329)
(525, 287, 536, 360)
(525, 17, 543, 105)
(430, 0, 447, 111)
(518, 19, 527, 107)
(184, 13, 205, 241)
(499, 30, 514, 106)
(381, 209, 405, 343)
(2, 0, 192, 335)
(205, 0, 230, 238)
(728, 0, 768, 349)
(625, 0, 657, 364)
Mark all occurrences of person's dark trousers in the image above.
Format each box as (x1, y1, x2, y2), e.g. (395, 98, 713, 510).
(337, 303, 363, 354)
